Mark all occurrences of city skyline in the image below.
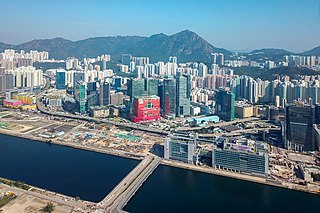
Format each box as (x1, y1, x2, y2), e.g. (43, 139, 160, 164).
(0, 0, 320, 52)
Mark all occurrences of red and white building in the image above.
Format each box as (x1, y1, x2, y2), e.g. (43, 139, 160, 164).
(132, 96, 161, 123)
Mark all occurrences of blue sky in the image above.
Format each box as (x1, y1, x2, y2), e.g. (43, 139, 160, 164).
(0, 0, 319, 52)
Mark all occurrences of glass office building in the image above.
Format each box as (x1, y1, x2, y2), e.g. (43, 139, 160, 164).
(176, 75, 191, 117)
(285, 104, 316, 152)
(215, 89, 235, 121)
(75, 81, 87, 114)
(127, 78, 159, 102)
(56, 70, 66, 90)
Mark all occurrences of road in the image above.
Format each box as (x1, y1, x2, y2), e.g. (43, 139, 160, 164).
(198, 127, 280, 137)
(176, 117, 261, 131)
(99, 156, 160, 212)
(36, 90, 169, 136)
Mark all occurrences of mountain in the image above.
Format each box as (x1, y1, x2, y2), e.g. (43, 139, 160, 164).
(302, 46, 320, 56)
(0, 30, 232, 63)
(233, 66, 319, 81)
(0, 42, 13, 51)
(244, 48, 294, 61)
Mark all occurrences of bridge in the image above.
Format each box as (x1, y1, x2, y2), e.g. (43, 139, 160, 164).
(97, 156, 160, 212)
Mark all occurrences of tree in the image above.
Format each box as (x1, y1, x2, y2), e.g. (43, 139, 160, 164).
(41, 202, 55, 213)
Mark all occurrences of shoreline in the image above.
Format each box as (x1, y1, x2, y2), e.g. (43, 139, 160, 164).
(161, 160, 320, 196)
(0, 130, 319, 200)
(0, 129, 143, 161)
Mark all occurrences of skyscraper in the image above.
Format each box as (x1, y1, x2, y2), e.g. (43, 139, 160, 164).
(75, 81, 87, 114)
(0, 67, 5, 93)
(56, 70, 66, 90)
(100, 82, 110, 106)
(127, 78, 158, 102)
(215, 89, 235, 121)
(162, 77, 176, 117)
(285, 104, 316, 152)
(176, 75, 191, 117)
(73, 72, 85, 94)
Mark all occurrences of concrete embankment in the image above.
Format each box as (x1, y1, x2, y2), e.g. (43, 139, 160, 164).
(1, 129, 319, 197)
(0, 129, 143, 161)
(161, 159, 320, 196)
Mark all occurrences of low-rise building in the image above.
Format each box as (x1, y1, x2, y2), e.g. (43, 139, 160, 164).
(298, 164, 320, 182)
(189, 115, 220, 127)
(89, 106, 110, 118)
(3, 99, 22, 108)
(164, 133, 198, 164)
(212, 137, 269, 176)
(45, 95, 62, 107)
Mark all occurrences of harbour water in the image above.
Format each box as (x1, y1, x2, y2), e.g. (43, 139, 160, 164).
(0, 134, 139, 202)
(125, 165, 320, 212)
(1, 134, 320, 212)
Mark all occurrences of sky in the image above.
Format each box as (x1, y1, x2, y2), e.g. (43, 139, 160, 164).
(0, 0, 319, 53)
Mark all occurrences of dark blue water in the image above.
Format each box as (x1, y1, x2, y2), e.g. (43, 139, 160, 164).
(125, 165, 320, 213)
(0, 134, 139, 202)
(1, 134, 320, 213)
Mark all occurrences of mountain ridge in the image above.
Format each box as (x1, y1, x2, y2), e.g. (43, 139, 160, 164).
(0, 31, 319, 62)
(0, 30, 231, 63)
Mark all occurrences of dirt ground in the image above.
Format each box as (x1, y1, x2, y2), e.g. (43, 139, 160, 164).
(0, 194, 73, 213)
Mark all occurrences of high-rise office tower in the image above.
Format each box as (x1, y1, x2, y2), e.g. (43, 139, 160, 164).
(285, 104, 316, 152)
(162, 77, 176, 117)
(0, 67, 5, 92)
(127, 78, 158, 102)
(75, 81, 87, 114)
(100, 82, 110, 106)
(5, 74, 14, 90)
(56, 70, 66, 90)
(215, 89, 235, 121)
(73, 72, 85, 94)
(176, 75, 191, 117)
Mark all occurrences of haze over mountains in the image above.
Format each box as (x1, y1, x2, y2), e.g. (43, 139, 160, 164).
(0, 30, 319, 63)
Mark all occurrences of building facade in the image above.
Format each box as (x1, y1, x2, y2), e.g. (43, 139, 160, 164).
(75, 81, 87, 114)
(176, 75, 191, 117)
(212, 138, 268, 176)
(132, 96, 160, 123)
(56, 70, 66, 90)
(215, 89, 235, 121)
(285, 104, 316, 152)
(164, 133, 198, 164)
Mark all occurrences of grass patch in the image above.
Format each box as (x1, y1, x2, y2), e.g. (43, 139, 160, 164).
(0, 195, 14, 207)
(0, 177, 31, 190)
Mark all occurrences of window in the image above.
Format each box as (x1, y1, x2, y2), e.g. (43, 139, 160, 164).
(145, 102, 154, 109)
